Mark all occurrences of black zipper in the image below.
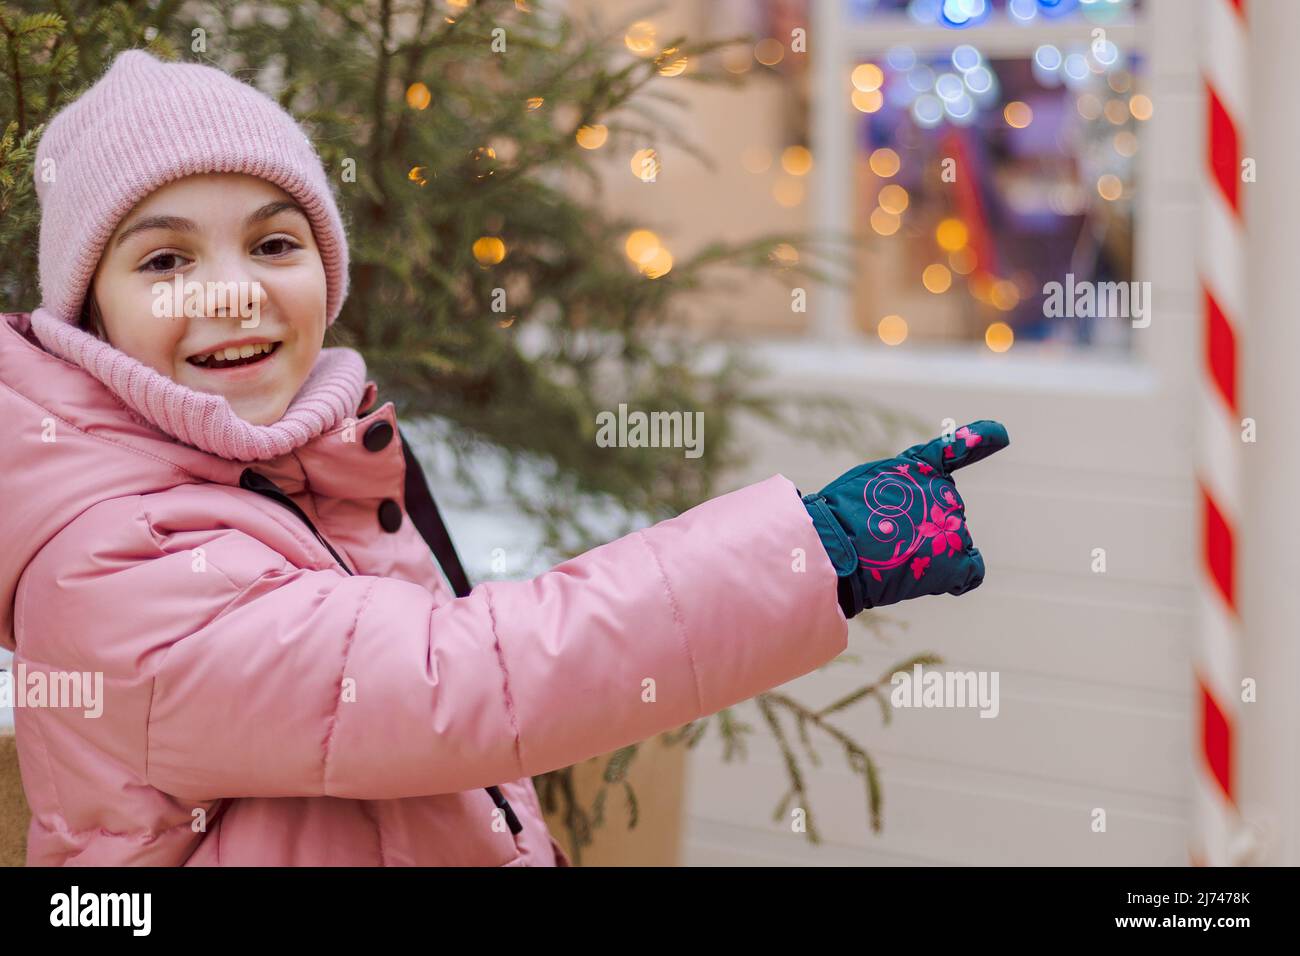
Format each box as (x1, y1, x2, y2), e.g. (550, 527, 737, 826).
(237, 467, 524, 837)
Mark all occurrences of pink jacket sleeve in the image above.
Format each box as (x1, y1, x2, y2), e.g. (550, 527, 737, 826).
(36, 474, 848, 802)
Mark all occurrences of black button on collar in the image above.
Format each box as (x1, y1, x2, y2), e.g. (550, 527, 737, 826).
(378, 498, 403, 533)
(363, 420, 394, 452)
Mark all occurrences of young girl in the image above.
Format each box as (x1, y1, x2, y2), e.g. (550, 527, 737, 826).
(0, 50, 1006, 866)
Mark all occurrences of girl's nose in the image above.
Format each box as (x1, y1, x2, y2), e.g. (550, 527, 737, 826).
(188, 255, 269, 324)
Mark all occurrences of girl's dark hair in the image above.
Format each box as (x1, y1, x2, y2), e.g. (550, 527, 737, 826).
(78, 289, 106, 341)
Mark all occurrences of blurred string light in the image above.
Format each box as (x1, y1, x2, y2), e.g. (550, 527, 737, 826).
(774, 177, 805, 207)
(852, 63, 884, 92)
(949, 246, 977, 274)
(630, 148, 660, 182)
(879, 183, 910, 213)
(1008, 0, 1038, 22)
(870, 206, 901, 235)
(655, 48, 688, 76)
(869, 147, 900, 177)
(624, 229, 661, 265)
(406, 82, 431, 110)
(912, 93, 944, 129)
(1004, 100, 1033, 127)
(575, 124, 608, 149)
(755, 38, 785, 66)
(781, 145, 813, 175)
(472, 236, 506, 266)
(624, 21, 656, 56)
(985, 321, 1014, 352)
(940, 0, 990, 29)
(853, 89, 884, 112)
(935, 218, 968, 251)
(771, 243, 800, 267)
(902, 0, 1130, 32)
(922, 263, 953, 293)
(878, 314, 909, 346)
(741, 146, 772, 173)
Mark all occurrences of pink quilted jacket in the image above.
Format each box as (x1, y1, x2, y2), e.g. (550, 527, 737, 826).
(0, 309, 848, 866)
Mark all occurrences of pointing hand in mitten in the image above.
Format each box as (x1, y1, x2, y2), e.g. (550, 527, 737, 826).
(800, 420, 1010, 617)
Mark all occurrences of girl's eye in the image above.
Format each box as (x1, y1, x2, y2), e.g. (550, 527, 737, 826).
(254, 236, 301, 256)
(139, 252, 188, 274)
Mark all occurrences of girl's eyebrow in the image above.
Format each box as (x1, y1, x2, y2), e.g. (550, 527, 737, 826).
(113, 201, 308, 249)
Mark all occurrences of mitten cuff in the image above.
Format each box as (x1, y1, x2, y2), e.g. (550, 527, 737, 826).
(837, 574, 865, 619)
(801, 492, 858, 577)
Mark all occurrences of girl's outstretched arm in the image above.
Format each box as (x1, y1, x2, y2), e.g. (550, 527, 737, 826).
(17, 475, 846, 804)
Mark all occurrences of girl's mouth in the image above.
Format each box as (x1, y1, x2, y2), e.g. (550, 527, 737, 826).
(186, 340, 283, 370)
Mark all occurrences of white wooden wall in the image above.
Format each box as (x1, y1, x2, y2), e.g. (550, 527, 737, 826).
(682, 0, 1203, 866)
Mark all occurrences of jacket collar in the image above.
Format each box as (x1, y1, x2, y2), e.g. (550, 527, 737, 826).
(3, 309, 389, 490)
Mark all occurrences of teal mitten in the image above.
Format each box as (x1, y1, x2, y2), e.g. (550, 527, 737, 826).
(800, 420, 1009, 617)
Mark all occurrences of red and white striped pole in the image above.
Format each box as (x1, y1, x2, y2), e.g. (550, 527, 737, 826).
(1194, 0, 1246, 868)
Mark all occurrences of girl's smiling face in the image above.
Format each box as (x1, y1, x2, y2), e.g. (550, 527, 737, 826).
(86, 172, 328, 426)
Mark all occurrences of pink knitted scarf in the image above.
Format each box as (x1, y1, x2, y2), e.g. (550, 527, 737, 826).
(28, 305, 367, 462)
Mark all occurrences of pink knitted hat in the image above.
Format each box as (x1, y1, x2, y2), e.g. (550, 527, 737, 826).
(26, 48, 365, 461)
(34, 48, 349, 325)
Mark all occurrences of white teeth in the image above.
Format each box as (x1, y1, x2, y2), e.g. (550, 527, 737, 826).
(190, 341, 278, 365)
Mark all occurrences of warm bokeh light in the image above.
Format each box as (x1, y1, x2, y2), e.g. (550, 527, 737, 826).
(870, 206, 901, 236)
(639, 247, 673, 278)
(948, 247, 977, 275)
(1003, 101, 1032, 128)
(406, 82, 431, 110)
(576, 124, 608, 149)
(471, 145, 496, 180)
(624, 229, 661, 265)
(655, 48, 688, 76)
(1104, 98, 1129, 125)
(1108, 70, 1132, 93)
(781, 145, 813, 176)
(852, 89, 883, 113)
(936, 218, 968, 252)
(878, 314, 908, 346)
(624, 21, 656, 56)
(1097, 174, 1123, 201)
(991, 279, 1020, 311)
(1129, 93, 1154, 120)
(472, 236, 506, 266)
(722, 47, 752, 74)
(851, 63, 884, 92)
(1113, 130, 1138, 157)
(968, 272, 994, 303)
(631, 148, 661, 182)
(1076, 93, 1102, 121)
(773, 177, 805, 207)
(771, 243, 799, 266)
(755, 38, 785, 66)
(869, 147, 900, 177)
(922, 263, 953, 294)
(878, 183, 909, 214)
(985, 321, 1014, 352)
(742, 146, 772, 174)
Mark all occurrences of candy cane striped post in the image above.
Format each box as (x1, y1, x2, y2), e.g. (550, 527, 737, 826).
(1193, 0, 1247, 868)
